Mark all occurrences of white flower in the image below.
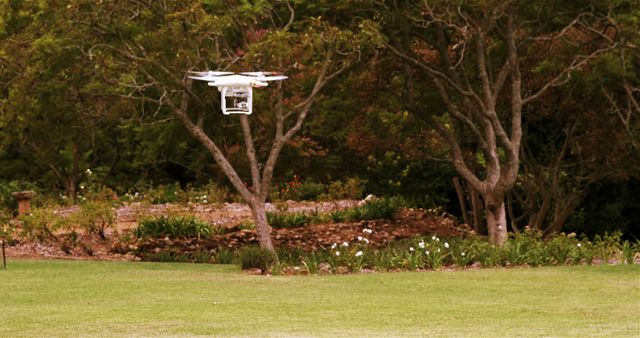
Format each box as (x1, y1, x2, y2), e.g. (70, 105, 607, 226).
(331, 243, 337, 249)
(80, 185, 85, 190)
(425, 250, 430, 255)
(355, 251, 363, 257)
(577, 243, 582, 247)
(418, 241, 425, 249)
(409, 247, 414, 252)
(363, 238, 370, 244)
(335, 251, 340, 256)
(85, 169, 92, 175)
(461, 252, 466, 256)
(436, 248, 441, 253)
(432, 236, 437, 240)
(444, 242, 450, 249)
(357, 236, 363, 241)
(342, 242, 349, 247)
(363, 228, 373, 234)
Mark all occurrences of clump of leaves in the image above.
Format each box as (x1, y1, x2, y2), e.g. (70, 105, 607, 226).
(135, 215, 215, 239)
(19, 207, 69, 241)
(238, 245, 276, 272)
(323, 177, 366, 200)
(345, 196, 405, 221)
(71, 201, 115, 240)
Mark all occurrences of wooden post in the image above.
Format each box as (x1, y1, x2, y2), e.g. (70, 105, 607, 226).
(11, 191, 36, 216)
(1, 239, 5, 269)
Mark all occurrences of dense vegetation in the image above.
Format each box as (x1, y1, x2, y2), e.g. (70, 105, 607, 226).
(0, 0, 638, 240)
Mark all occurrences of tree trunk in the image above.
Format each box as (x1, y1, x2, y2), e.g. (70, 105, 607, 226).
(64, 179, 77, 204)
(452, 177, 470, 226)
(469, 183, 484, 234)
(486, 200, 508, 245)
(251, 202, 275, 252)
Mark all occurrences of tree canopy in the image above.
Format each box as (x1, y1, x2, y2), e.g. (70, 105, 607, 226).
(1, 0, 638, 242)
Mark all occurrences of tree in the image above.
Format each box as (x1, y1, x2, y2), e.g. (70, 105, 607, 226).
(81, 1, 370, 251)
(0, 1, 123, 201)
(375, 0, 620, 244)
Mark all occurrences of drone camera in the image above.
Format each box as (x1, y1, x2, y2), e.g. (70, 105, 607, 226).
(221, 86, 252, 115)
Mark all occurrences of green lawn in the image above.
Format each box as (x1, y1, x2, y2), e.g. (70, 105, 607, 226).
(1, 260, 638, 337)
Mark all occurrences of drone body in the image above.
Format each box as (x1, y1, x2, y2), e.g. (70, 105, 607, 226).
(188, 71, 287, 115)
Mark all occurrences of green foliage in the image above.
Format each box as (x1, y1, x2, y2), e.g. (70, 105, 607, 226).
(273, 231, 639, 274)
(19, 207, 69, 241)
(267, 209, 329, 229)
(135, 216, 214, 239)
(215, 248, 235, 264)
(266, 197, 404, 229)
(238, 245, 276, 272)
(346, 196, 405, 221)
(323, 178, 366, 200)
(71, 201, 115, 239)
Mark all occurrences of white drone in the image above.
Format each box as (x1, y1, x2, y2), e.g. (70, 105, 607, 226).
(188, 71, 287, 115)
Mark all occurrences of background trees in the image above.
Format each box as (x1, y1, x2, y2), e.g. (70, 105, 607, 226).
(0, 0, 637, 242)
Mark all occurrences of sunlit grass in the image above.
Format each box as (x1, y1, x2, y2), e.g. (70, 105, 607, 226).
(1, 260, 638, 337)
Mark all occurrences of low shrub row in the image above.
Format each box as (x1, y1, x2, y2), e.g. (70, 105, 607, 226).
(131, 229, 639, 276)
(263, 229, 638, 274)
(15, 201, 115, 242)
(134, 216, 218, 239)
(267, 197, 405, 229)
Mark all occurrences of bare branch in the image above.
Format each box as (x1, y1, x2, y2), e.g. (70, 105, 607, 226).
(523, 44, 618, 105)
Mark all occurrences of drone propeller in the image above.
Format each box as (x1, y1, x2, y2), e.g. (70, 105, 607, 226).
(188, 70, 233, 76)
(241, 72, 281, 76)
(188, 75, 221, 82)
(260, 75, 288, 81)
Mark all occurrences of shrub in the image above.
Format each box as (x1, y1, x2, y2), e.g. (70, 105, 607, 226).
(215, 248, 235, 264)
(135, 215, 214, 239)
(178, 181, 231, 204)
(238, 245, 276, 272)
(345, 196, 404, 221)
(19, 207, 69, 241)
(72, 201, 115, 239)
(141, 183, 180, 204)
(268, 211, 312, 229)
(323, 178, 366, 200)
(297, 182, 325, 201)
(300, 252, 322, 274)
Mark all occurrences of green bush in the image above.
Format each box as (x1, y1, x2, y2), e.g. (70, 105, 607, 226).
(19, 207, 69, 241)
(345, 197, 404, 221)
(265, 197, 404, 229)
(215, 248, 235, 264)
(135, 216, 214, 239)
(71, 201, 115, 239)
(323, 178, 366, 200)
(238, 245, 276, 271)
(297, 182, 325, 201)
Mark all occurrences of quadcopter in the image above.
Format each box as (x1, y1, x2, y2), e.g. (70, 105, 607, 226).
(188, 71, 287, 115)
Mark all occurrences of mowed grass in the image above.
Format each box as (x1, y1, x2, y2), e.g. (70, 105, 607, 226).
(1, 260, 638, 337)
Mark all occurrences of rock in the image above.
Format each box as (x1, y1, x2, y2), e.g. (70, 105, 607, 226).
(357, 194, 377, 206)
(318, 262, 332, 274)
(336, 266, 349, 274)
(470, 261, 482, 269)
(246, 268, 263, 275)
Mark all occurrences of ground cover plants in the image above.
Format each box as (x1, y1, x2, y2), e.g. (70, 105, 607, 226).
(1, 260, 638, 337)
(266, 229, 639, 275)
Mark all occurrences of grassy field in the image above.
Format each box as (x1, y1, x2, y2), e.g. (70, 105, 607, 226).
(1, 260, 638, 337)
